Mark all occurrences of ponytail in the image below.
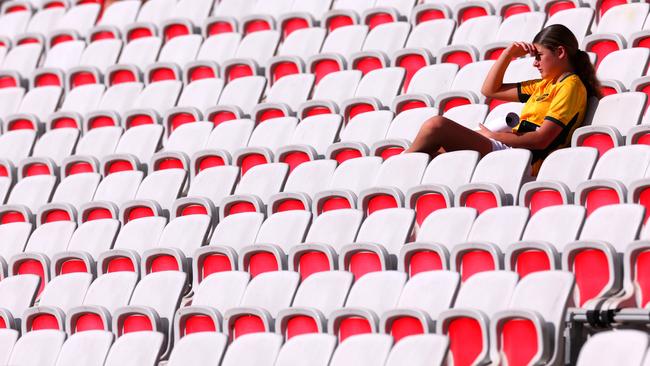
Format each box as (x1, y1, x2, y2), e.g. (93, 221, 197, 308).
(533, 24, 602, 99)
(571, 50, 602, 99)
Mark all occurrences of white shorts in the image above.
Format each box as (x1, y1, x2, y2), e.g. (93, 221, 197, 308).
(490, 138, 511, 152)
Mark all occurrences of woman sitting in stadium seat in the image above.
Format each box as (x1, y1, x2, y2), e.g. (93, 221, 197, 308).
(406, 24, 601, 171)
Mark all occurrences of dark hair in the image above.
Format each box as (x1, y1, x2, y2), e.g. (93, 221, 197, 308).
(533, 24, 602, 99)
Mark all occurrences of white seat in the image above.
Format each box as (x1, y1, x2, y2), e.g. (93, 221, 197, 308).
(103, 331, 164, 366)
(220, 333, 283, 366)
(329, 334, 393, 366)
(576, 330, 649, 366)
(6, 329, 65, 366)
(54, 331, 114, 366)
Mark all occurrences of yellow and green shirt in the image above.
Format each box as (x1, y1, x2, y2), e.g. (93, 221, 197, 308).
(516, 73, 587, 164)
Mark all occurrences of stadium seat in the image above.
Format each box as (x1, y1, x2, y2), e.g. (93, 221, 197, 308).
(349, 22, 411, 75)
(21, 272, 92, 332)
(329, 334, 393, 365)
(0, 274, 39, 330)
(183, 165, 239, 206)
(112, 271, 185, 357)
(14, 7, 63, 46)
(339, 67, 406, 122)
(53, 330, 114, 366)
(371, 107, 438, 159)
(251, 73, 316, 123)
(204, 76, 267, 126)
(5, 329, 66, 366)
(167, 332, 228, 366)
(192, 212, 264, 279)
(442, 103, 489, 129)
(65, 272, 137, 333)
(288, 209, 363, 279)
(119, 80, 183, 130)
(406, 150, 479, 225)
(338, 208, 415, 278)
(175, 271, 250, 337)
(277, 0, 334, 38)
(438, 16, 501, 68)
(163, 80, 224, 133)
(274, 333, 337, 366)
(140, 207, 211, 276)
(392, 63, 458, 113)
(87, 1, 140, 42)
(221, 30, 281, 82)
(99, 124, 163, 174)
(238, 210, 312, 277)
(435, 60, 494, 112)
(103, 331, 164, 366)
(573, 146, 650, 215)
(543, 7, 594, 43)
(219, 162, 288, 218)
(451, 206, 529, 281)
(104, 37, 163, 86)
(362, 0, 417, 29)
(232, 118, 297, 175)
(267, 159, 338, 215)
(385, 334, 449, 366)
(0, 43, 42, 88)
(96, 207, 165, 274)
(594, 49, 649, 96)
(437, 270, 518, 366)
(144, 34, 203, 84)
(490, 271, 575, 366)
(455, 148, 532, 212)
(505, 205, 586, 277)
(312, 156, 382, 214)
(322, 0, 377, 32)
(392, 20, 456, 92)
(275, 271, 353, 338)
(399, 207, 477, 275)
(46, 3, 100, 47)
(481, 12, 545, 60)
(84, 82, 144, 131)
(583, 4, 648, 67)
(575, 330, 649, 366)
(123, 0, 176, 41)
(298, 70, 362, 118)
(328, 271, 406, 341)
(519, 147, 598, 214)
(306, 25, 368, 83)
(159, 0, 213, 41)
(326, 110, 393, 163)
(220, 333, 283, 366)
(184, 33, 241, 82)
(4, 85, 62, 132)
(357, 152, 429, 215)
(223, 271, 299, 338)
(47, 84, 105, 130)
(238, 0, 294, 35)
(0, 329, 18, 364)
(562, 204, 644, 308)
(380, 271, 460, 341)
(265, 27, 326, 84)
(276, 115, 341, 171)
(31, 40, 85, 88)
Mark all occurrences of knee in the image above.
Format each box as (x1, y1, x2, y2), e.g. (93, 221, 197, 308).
(421, 116, 447, 135)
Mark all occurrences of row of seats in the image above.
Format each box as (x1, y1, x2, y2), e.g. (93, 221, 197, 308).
(0, 267, 575, 366)
(0, 0, 627, 53)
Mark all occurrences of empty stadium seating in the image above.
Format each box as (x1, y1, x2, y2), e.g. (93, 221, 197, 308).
(0, 0, 649, 364)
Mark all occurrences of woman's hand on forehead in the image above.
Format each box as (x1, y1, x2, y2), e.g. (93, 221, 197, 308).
(506, 42, 539, 59)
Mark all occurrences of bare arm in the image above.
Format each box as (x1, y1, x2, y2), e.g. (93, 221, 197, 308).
(481, 42, 538, 102)
(479, 120, 563, 150)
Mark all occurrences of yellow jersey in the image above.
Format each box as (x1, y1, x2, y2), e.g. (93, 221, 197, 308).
(516, 73, 587, 164)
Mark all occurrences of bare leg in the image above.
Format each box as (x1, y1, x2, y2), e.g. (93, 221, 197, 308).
(405, 115, 494, 157)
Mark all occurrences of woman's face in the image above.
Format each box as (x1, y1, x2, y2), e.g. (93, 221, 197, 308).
(532, 43, 565, 80)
